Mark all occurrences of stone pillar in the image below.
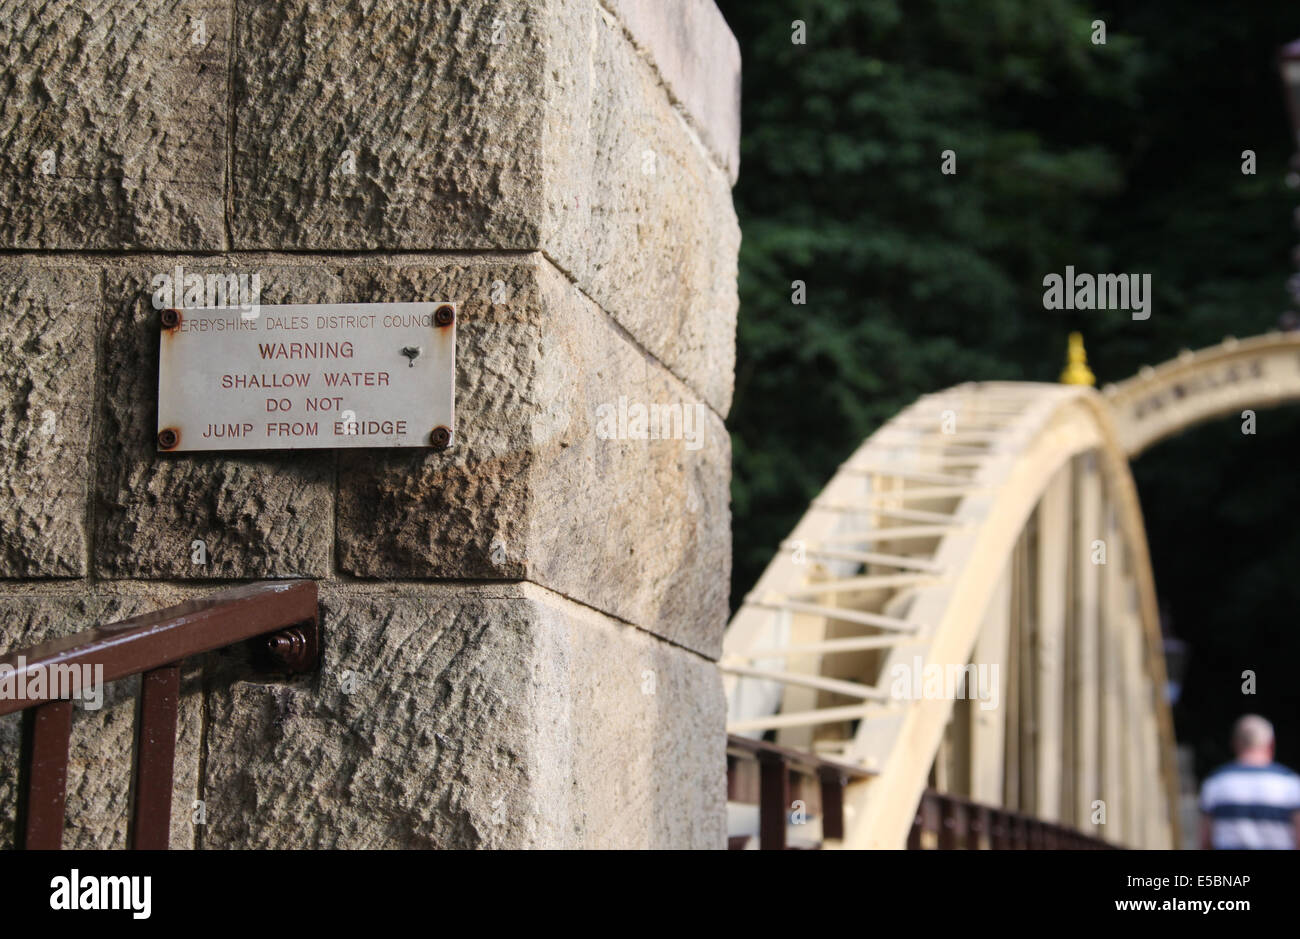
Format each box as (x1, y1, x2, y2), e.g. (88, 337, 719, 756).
(0, 0, 739, 848)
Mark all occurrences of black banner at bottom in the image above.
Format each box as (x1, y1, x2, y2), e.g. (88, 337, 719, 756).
(0, 847, 1288, 926)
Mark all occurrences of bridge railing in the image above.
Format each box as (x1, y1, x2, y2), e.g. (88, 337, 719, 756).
(1, 581, 319, 849)
(728, 734, 1114, 850)
(727, 734, 875, 849)
(908, 789, 1115, 850)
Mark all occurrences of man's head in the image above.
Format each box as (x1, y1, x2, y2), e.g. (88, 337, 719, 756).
(1231, 714, 1275, 764)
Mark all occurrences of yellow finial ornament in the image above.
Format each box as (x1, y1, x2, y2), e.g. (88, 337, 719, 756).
(1060, 332, 1096, 386)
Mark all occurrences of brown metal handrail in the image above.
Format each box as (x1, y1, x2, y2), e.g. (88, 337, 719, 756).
(726, 734, 876, 849)
(907, 789, 1116, 850)
(726, 735, 1117, 850)
(2, 581, 319, 850)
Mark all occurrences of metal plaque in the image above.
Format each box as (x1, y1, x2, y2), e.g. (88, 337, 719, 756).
(157, 302, 455, 452)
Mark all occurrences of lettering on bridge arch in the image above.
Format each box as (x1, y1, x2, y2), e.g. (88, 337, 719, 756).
(1128, 357, 1267, 422)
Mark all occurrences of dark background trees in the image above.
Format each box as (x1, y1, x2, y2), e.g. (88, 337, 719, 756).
(716, 0, 1300, 776)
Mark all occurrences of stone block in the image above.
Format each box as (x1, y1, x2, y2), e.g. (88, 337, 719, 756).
(230, 0, 544, 250)
(602, 0, 742, 181)
(331, 254, 730, 657)
(0, 262, 96, 577)
(229, 0, 737, 413)
(542, 0, 739, 414)
(200, 583, 726, 848)
(0, 0, 227, 249)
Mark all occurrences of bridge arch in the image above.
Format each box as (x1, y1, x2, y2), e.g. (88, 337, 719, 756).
(1105, 331, 1300, 457)
(723, 381, 1179, 848)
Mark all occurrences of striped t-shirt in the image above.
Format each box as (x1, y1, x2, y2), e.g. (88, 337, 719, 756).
(1199, 762, 1300, 849)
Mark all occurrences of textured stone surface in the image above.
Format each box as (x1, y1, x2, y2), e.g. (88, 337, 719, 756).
(0, 0, 741, 851)
(93, 261, 334, 579)
(27, 250, 728, 652)
(0, 263, 96, 576)
(0, 0, 227, 249)
(0, 584, 726, 849)
(331, 254, 731, 657)
(0, 587, 204, 849)
(228, 0, 737, 413)
(527, 583, 727, 847)
(602, 0, 741, 181)
(201, 582, 726, 848)
(542, 0, 739, 414)
(231, 0, 544, 250)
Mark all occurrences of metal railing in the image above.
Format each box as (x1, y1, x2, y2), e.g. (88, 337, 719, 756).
(2, 581, 319, 849)
(907, 789, 1115, 850)
(727, 735, 1115, 849)
(726, 734, 875, 849)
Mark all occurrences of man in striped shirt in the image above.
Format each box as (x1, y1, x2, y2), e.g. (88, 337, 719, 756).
(1199, 715, 1300, 849)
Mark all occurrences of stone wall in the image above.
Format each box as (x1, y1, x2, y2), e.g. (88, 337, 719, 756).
(0, 0, 739, 848)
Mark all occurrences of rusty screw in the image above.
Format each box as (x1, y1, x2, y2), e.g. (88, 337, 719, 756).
(430, 425, 452, 449)
(160, 308, 181, 330)
(265, 627, 310, 671)
(157, 428, 179, 450)
(434, 304, 455, 327)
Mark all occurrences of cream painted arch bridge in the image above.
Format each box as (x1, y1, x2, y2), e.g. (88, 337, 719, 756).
(722, 331, 1300, 849)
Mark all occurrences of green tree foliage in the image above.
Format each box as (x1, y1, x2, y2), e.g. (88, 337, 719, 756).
(719, 0, 1300, 774)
